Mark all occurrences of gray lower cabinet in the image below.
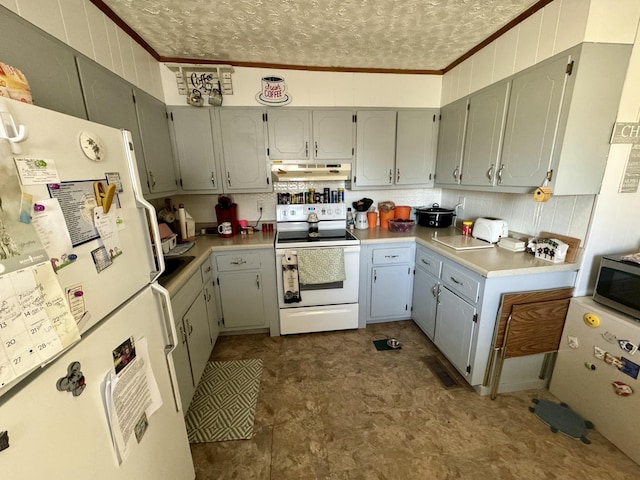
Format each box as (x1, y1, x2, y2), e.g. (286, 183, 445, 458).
(202, 256, 220, 345)
(170, 264, 214, 412)
(213, 249, 278, 333)
(0, 7, 86, 119)
(411, 248, 442, 339)
(363, 243, 415, 323)
(412, 243, 577, 392)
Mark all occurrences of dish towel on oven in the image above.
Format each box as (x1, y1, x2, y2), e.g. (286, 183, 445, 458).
(297, 248, 346, 285)
(282, 250, 301, 303)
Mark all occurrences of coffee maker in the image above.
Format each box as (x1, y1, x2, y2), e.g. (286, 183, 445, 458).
(214, 195, 239, 237)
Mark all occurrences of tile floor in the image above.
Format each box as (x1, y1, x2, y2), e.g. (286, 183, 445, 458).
(190, 321, 640, 479)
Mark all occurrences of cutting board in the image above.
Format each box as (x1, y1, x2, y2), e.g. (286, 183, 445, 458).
(432, 235, 495, 251)
(539, 232, 581, 263)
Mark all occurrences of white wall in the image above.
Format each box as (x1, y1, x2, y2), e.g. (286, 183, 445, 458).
(161, 65, 441, 108)
(0, 0, 164, 100)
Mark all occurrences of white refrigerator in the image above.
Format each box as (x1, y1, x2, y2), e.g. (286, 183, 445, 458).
(0, 99, 194, 479)
(550, 296, 640, 465)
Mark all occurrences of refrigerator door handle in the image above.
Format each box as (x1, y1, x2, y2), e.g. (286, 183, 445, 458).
(151, 283, 183, 412)
(122, 130, 165, 283)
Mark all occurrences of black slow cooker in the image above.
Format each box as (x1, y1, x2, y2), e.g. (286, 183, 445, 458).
(414, 203, 455, 228)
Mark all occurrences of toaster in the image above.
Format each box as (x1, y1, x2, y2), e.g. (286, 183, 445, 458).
(472, 217, 509, 243)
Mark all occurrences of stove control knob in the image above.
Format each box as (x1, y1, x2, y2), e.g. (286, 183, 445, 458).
(289, 209, 295, 217)
(327, 208, 332, 215)
(335, 206, 342, 215)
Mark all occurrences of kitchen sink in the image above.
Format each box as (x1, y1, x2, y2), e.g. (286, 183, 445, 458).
(158, 256, 195, 286)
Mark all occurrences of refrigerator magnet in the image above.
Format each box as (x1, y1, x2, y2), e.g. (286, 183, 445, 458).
(620, 357, 640, 380)
(601, 331, 618, 344)
(79, 131, 104, 161)
(618, 340, 638, 355)
(612, 381, 633, 397)
(583, 313, 600, 327)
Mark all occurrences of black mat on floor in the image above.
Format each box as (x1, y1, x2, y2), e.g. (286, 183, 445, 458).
(373, 339, 401, 351)
(425, 356, 463, 389)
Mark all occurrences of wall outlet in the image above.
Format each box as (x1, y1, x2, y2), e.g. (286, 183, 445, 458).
(458, 196, 466, 210)
(257, 200, 264, 212)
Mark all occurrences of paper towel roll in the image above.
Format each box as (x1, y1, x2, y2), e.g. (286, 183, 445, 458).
(178, 204, 187, 241)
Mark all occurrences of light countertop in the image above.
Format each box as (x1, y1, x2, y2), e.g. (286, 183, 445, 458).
(351, 226, 580, 278)
(159, 232, 275, 295)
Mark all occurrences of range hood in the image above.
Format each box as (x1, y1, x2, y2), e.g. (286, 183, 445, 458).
(271, 162, 352, 182)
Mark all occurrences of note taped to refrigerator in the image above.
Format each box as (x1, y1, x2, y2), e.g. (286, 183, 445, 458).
(47, 180, 100, 247)
(31, 198, 74, 267)
(13, 157, 61, 185)
(0, 262, 80, 390)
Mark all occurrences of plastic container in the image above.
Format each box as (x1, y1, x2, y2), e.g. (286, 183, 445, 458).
(379, 209, 395, 229)
(394, 205, 411, 219)
(388, 219, 415, 232)
(367, 211, 378, 228)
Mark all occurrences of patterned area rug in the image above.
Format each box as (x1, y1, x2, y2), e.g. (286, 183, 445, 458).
(185, 359, 263, 443)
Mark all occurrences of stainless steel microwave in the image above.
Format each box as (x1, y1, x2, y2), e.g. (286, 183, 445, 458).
(593, 254, 640, 320)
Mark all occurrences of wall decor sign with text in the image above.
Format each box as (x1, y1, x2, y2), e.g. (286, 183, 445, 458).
(610, 122, 640, 193)
(256, 76, 291, 106)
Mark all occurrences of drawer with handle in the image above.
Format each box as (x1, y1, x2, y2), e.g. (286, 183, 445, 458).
(415, 248, 442, 277)
(441, 263, 480, 304)
(215, 252, 261, 271)
(372, 247, 412, 265)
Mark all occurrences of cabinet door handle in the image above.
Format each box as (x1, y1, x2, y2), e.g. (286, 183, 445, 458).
(389, 169, 393, 184)
(230, 259, 247, 265)
(487, 164, 494, 183)
(227, 171, 231, 187)
(305, 141, 309, 157)
(421, 259, 431, 266)
(497, 164, 505, 184)
(396, 168, 400, 183)
(373, 269, 377, 283)
(315, 141, 318, 157)
(149, 171, 156, 187)
(453, 166, 460, 181)
(449, 276, 464, 286)
(431, 284, 438, 297)
(179, 325, 187, 344)
(211, 171, 216, 187)
(205, 266, 211, 273)
(186, 319, 193, 335)
(384, 254, 399, 259)
(256, 275, 260, 290)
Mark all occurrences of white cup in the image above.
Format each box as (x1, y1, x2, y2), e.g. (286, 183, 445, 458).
(217, 222, 232, 235)
(261, 76, 286, 102)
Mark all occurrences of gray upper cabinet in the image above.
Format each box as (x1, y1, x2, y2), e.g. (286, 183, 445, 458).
(499, 54, 570, 188)
(77, 57, 150, 195)
(395, 109, 439, 187)
(168, 107, 222, 193)
(435, 98, 468, 186)
(461, 82, 510, 187)
(218, 108, 271, 192)
(266, 108, 354, 161)
(436, 43, 631, 195)
(353, 110, 397, 187)
(134, 90, 176, 195)
(266, 108, 311, 159)
(0, 7, 86, 119)
(312, 110, 355, 159)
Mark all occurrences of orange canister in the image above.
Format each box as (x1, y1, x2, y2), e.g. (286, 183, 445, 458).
(367, 211, 378, 228)
(394, 205, 411, 219)
(379, 209, 394, 229)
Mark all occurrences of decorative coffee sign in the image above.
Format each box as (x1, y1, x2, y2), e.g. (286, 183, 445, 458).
(256, 76, 291, 106)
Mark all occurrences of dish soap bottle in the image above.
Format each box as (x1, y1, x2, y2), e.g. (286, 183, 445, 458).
(346, 208, 355, 230)
(307, 208, 319, 237)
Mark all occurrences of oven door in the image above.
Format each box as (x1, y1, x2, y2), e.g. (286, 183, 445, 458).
(275, 245, 360, 308)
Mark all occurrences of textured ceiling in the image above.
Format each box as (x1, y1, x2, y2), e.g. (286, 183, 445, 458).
(100, 0, 542, 72)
